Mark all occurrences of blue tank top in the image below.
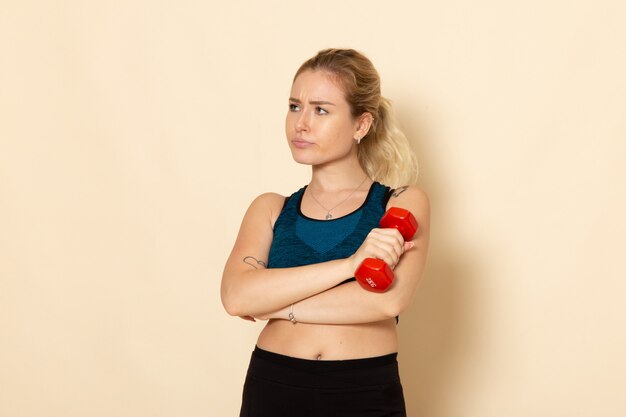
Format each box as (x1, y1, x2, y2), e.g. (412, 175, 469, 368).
(268, 181, 393, 273)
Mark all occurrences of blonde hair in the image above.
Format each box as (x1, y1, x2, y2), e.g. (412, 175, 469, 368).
(294, 48, 419, 188)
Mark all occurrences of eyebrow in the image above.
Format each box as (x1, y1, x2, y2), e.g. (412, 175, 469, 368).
(289, 97, 336, 106)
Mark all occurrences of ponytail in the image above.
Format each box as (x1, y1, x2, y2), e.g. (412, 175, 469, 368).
(358, 97, 419, 188)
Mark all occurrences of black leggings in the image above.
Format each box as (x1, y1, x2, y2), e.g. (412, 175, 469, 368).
(239, 346, 407, 417)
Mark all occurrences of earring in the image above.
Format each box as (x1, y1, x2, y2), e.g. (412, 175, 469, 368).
(356, 137, 361, 144)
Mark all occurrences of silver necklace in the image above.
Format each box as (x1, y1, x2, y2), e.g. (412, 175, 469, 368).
(308, 176, 369, 220)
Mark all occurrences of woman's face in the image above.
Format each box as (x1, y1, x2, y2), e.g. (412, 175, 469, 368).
(285, 70, 360, 166)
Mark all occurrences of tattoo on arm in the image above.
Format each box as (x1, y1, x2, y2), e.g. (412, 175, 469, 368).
(392, 186, 409, 198)
(243, 256, 267, 269)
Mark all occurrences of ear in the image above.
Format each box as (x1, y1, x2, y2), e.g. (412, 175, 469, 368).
(354, 112, 374, 141)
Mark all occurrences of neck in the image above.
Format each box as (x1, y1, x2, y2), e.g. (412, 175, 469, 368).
(309, 156, 371, 192)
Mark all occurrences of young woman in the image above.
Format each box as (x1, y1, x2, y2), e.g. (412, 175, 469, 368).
(221, 48, 430, 417)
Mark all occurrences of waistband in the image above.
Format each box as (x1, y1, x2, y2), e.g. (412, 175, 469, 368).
(247, 346, 400, 389)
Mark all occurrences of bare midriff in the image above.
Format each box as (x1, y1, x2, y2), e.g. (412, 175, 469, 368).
(256, 318, 398, 360)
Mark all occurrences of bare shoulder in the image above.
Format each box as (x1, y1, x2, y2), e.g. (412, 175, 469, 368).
(251, 192, 286, 209)
(227, 192, 286, 263)
(387, 185, 429, 209)
(386, 185, 431, 225)
(247, 192, 287, 228)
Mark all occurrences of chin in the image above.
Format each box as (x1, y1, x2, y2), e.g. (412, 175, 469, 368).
(290, 152, 316, 166)
(288, 146, 317, 166)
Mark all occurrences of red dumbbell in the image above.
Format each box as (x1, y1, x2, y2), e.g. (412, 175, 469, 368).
(354, 207, 419, 292)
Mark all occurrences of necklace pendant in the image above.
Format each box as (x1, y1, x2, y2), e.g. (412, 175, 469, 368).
(325, 213, 333, 220)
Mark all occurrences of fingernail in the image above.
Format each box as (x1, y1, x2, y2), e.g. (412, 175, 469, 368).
(407, 242, 415, 249)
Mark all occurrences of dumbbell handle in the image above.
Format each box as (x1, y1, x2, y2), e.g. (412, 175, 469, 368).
(354, 207, 418, 292)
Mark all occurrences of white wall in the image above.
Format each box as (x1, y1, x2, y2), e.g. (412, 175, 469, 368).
(1, 1, 625, 416)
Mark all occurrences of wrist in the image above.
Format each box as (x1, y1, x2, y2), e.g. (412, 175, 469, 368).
(288, 303, 298, 324)
(342, 257, 356, 279)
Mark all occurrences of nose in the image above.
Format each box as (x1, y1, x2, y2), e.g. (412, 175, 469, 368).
(295, 109, 309, 132)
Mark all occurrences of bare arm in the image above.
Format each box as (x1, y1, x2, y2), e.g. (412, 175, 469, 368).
(220, 192, 356, 317)
(256, 186, 431, 324)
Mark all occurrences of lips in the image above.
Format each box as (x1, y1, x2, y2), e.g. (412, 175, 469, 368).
(291, 138, 314, 148)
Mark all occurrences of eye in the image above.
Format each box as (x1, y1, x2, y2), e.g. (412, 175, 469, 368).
(316, 106, 328, 115)
(289, 103, 300, 112)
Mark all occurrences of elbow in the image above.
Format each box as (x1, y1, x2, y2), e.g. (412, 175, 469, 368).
(382, 295, 410, 319)
(383, 301, 403, 319)
(222, 298, 241, 317)
(221, 270, 259, 317)
(222, 297, 248, 317)
(221, 286, 245, 317)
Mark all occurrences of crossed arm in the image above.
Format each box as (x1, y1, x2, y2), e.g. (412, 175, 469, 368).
(220, 186, 430, 325)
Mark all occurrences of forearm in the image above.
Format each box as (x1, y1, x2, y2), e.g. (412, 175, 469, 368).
(221, 258, 353, 317)
(258, 250, 427, 325)
(261, 281, 399, 325)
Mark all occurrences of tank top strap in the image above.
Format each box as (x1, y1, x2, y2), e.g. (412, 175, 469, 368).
(382, 186, 395, 210)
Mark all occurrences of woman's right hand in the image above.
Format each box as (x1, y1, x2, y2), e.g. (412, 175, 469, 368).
(347, 228, 414, 273)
